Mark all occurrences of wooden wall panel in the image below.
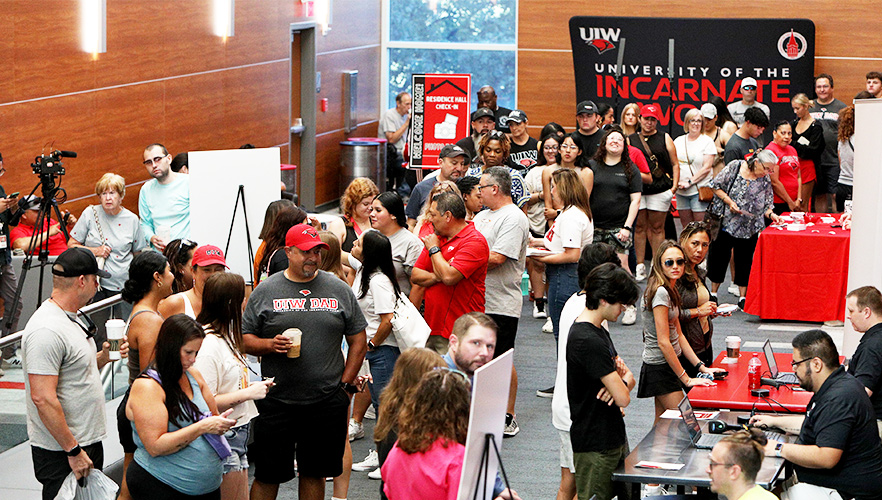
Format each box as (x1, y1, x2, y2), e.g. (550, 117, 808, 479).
(315, 47, 381, 133)
(518, 0, 880, 131)
(316, 0, 381, 54)
(221, 63, 291, 150)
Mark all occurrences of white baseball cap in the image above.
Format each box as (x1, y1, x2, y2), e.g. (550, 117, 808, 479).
(700, 103, 717, 119)
(741, 77, 758, 89)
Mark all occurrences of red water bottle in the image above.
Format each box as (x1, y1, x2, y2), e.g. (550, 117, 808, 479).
(748, 353, 762, 390)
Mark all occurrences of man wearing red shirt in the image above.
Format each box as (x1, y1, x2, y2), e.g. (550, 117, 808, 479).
(11, 196, 75, 256)
(412, 192, 489, 355)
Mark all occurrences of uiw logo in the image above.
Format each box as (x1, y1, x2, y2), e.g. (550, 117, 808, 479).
(579, 27, 621, 54)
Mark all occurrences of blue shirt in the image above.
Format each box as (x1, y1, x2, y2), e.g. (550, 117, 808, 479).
(137, 174, 190, 248)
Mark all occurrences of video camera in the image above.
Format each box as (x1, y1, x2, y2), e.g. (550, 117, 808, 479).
(31, 150, 76, 178)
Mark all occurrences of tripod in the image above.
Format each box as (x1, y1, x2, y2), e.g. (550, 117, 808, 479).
(5, 176, 71, 333)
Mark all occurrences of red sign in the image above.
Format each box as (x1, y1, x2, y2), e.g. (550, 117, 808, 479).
(408, 74, 471, 167)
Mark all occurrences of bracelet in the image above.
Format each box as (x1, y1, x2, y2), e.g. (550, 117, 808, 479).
(66, 443, 82, 457)
(679, 369, 688, 382)
(695, 361, 705, 370)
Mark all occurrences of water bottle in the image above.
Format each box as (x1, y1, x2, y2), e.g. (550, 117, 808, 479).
(748, 353, 762, 390)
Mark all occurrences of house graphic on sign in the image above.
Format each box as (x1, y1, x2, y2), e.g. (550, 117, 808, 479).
(427, 79, 468, 96)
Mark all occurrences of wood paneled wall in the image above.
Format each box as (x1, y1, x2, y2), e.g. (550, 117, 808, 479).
(0, 0, 381, 218)
(517, 1, 882, 133)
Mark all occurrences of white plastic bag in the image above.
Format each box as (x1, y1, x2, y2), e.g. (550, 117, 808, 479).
(54, 470, 119, 500)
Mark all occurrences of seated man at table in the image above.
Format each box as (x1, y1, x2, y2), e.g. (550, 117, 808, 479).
(752, 329, 882, 500)
(567, 263, 640, 500)
(707, 429, 778, 500)
(845, 286, 882, 436)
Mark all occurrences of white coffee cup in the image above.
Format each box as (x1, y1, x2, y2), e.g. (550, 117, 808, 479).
(155, 225, 171, 246)
(725, 335, 742, 359)
(106, 319, 126, 361)
(284, 328, 302, 359)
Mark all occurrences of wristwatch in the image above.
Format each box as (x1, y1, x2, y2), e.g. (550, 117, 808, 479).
(622, 226, 633, 233)
(775, 442, 784, 458)
(66, 443, 82, 457)
(367, 340, 377, 350)
(429, 246, 441, 256)
(341, 382, 359, 394)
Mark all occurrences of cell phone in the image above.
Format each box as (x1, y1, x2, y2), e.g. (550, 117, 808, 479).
(713, 371, 729, 380)
(7, 192, 18, 198)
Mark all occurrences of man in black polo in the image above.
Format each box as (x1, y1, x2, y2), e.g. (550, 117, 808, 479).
(752, 329, 882, 500)
(846, 286, 882, 436)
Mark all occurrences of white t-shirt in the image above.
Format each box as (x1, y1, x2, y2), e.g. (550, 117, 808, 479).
(352, 270, 398, 347)
(544, 206, 593, 254)
(193, 332, 259, 426)
(674, 134, 717, 195)
(474, 204, 530, 317)
(523, 166, 548, 235)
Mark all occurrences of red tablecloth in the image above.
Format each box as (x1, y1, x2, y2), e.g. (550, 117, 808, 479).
(689, 352, 814, 413)
(744, 214, 849, 322)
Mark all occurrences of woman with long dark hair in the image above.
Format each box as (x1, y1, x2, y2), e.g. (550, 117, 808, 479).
(126, 314, 236, 499)
(677, 223, 718, 371)
(369, 192, 423, 295)
(195, 274, 273, 500)
(253, 199, 295, 279)
(163, 239, 198, 293)
(159, 245, 228, 320)
(255, 205, 308, 283)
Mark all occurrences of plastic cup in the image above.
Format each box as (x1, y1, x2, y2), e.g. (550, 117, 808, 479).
(284, 328, 302, 358)
(725, 335, 741, 359)
(106, 319, 126, 361)
(155, 225, 171, 246)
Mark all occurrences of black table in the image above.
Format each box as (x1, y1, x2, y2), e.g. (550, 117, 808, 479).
(613, 410, 791, 497)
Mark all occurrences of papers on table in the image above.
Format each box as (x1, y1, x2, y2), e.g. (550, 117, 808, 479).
(526, 247, 559, 257)
(635, 461, 685, 470)
(660, 409, 719, 420)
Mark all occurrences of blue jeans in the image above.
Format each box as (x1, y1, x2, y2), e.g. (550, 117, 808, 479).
(366, 345, 401, 411)
(546, 262, 579, 342)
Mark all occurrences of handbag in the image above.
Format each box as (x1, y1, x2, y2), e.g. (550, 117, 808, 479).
(704, 160, 741, 240)
(390, 292, 430, 349)
(636, 132, 673, 194)
(91, 206, 107, 273)
(682, 138, 715, 202)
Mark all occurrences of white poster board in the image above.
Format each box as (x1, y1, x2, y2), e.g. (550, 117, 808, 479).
(844, 100, 882, 356)
(189, 148, 279, 282)
(458, 349, 513, 500)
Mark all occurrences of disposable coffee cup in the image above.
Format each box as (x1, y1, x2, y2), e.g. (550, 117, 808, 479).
(155, 225, 171, 246)
(106, 319, 126, 361)
(284, 328, 302, 359)
(725, 335, 741, 359)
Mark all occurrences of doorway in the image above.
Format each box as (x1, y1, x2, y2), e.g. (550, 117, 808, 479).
(290, 22, 317, 210)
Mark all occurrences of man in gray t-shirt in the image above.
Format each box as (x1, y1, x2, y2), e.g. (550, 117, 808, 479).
(474, 167, 529, 437)
(23, 248, 117, 499)
(243, 223, 367, 500)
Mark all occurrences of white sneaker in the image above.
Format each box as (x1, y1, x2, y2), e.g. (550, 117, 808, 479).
(364, 406, 376, 420)
(635, 263, 647, 282)
(352, 449, 379, 471)
(727, 283, 740, 296)
(542, 318, 553, 334)
(532, 302, 547, 319)
(348, 418, 364, 442)
(622, 305, 637, 325)
(368, 467, 382, 480)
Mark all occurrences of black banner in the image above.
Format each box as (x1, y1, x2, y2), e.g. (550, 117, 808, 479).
(569, 17, 815, 138)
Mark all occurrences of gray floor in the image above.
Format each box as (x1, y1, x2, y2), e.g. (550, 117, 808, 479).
(263, 279, 843, 500)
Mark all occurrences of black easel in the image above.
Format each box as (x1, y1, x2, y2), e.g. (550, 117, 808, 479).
(223, 184, 255, 284)
(472, 433, 512, 500)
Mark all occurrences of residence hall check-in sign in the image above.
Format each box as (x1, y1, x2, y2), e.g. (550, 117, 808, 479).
(409, 74, 471, 167)
(569, 17, 815, 137)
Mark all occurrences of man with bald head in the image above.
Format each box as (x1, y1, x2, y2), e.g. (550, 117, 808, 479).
(477, 85, 512, 134)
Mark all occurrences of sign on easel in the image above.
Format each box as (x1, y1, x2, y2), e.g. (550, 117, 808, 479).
(409, 73, 471, 167)
(458, 349, 513, 500)
(189, 148, 279, 282)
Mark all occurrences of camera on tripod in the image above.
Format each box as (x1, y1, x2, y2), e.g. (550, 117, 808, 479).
(31, 150, 76, 178)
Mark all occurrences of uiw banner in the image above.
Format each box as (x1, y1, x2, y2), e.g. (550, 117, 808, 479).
(569, 17, 815, 136)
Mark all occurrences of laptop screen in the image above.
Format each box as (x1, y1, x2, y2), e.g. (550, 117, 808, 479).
(763, 339, 779, 377)
(678, 396, 702, 443)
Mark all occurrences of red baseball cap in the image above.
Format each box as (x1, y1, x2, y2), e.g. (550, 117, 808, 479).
(640, 104, 662, 121)
(192, 245, 228, 267)
(286, 224, 329, 251)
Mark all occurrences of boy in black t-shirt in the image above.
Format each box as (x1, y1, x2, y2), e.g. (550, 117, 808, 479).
(566, 263, 640, 500)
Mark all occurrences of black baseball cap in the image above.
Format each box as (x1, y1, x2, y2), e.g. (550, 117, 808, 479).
(52, 247, 112, 278)
(439, 144, 469, 160)
(507, 110, 528, 123)
(471, 108, 495, 121)
(576, 100, 597, 115)
(21, 195, 41, 211)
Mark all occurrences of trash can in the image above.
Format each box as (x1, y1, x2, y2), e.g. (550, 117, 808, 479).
(340, 140, 386, 192)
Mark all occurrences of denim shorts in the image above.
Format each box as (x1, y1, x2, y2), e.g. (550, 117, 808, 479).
(675, 192, 709, 212)
(223, 422, 251, 473)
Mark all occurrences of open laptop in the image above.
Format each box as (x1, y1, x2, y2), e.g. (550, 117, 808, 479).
(678, 396, 725, 449)
(679, 396, 785, 449)
(763, 339, 800, 385)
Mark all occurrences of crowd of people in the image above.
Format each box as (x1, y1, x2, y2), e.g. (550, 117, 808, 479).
(7, 69, 882, 500)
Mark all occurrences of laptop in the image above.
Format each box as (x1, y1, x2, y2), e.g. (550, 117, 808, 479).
(763, 339, 800, 385)
(679, 396, 785, 448)
(678, 396, 725, 449)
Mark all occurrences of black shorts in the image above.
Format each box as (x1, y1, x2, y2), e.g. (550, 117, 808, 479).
(126, 459, 219, 500)
(488, 314, 519, 358)
(250, 390, 350, 483)
(814, 163, 841, 194)
(636, 356, 687, 398)
(32, 442, 104, 500)
(117, 391, 137, 453)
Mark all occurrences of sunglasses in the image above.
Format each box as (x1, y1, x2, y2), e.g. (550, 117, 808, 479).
(69, 312, 98, 340)
(686, 221, 708, 229)
(663, 258, 686, 267)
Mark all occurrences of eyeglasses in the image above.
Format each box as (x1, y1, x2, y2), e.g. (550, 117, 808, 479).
(543, 145, 559, 151)
(689, 119, 704, 124)
(707, 458, 734, 469)
(790, 356, 815, 368)
(663, 258, 686, 267)
(143, 155, 168, 167)
(477, 184, 497, 191)
(559, 144, 579, 151)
